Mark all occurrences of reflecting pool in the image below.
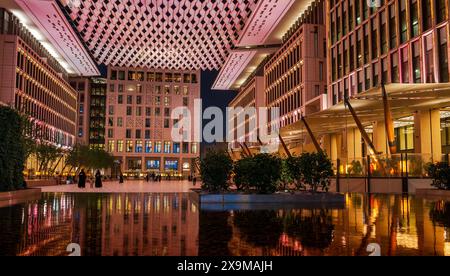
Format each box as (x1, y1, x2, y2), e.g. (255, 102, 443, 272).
(1, 193, 450, 256)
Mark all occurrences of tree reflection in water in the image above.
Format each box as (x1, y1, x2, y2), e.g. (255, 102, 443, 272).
(231, 209, 334, 252)
(430, 201, 450, 228)
(233, 210, 283, 247)
(284, 209, 334, 250)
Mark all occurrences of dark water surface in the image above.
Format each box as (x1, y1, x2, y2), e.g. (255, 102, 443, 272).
(0, 193, 449, 256)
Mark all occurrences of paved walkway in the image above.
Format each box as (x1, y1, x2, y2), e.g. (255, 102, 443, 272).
(40, 180, 198, 193)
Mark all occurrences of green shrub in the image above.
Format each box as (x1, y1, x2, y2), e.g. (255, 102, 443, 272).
(0, 107, 26, 191)
(298, 152, 333, 192)
(200, 150, 233, 192)
(233, 154, 281, 194)
(427, 162, 450, 190)
(233, 157, 254, 191)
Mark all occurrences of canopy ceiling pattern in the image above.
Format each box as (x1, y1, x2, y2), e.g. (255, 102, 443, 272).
(61, 0, 259, 70)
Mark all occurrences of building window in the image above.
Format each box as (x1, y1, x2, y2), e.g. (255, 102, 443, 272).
(183, 86, 189, 95)
(191, 143, 198, 154)
(410, 0, 419, 38)
(117, 140, 124, 152)
(145, 130, 151, 139)
(391, 51, 400, 83)
(380, 11, 387, 54)
(127, 95, 133, 104)
(136, 107, 142, 116)
(135, 129, 141, 139)
(364, 66, 371, 90)
(438, 27, 449, 82)
(436, 0, 447, 23)
(173, 143, 180, 153)
(424, 34, 435, 83)
(154, 141, 162, 153)
(372, 62, 379, 87)
(165, 160, 178, 171)
(145, 118, 151, 128)
(164, 85, 171, 94)
(183, 97, 188, 107)
(155, 108, 161, 117)
(164, 119, 170, 129)
(155, 85, 161, 94)
(109, 84, 115, 93)
(164, 141, 171, 153)
(137, 96, 142, 105)
(118, 71, 125, 80)
(108, 129, 114, 138)
(182, 142, 189, 154)
(145, 141, 152, 153)
(126, 129, 132, 139)
(174, 86, 180, 95)
(146, 160, 160, 170)
(422, 0, 432, 31)
(135, 141, 143, 153)
(108, 141, 115, 152)
(395, 125, 414, 151)
(155, 72, 163, 82)
(183, 73, 191, 83)
(126, 106, 132, 116)
(110, 70, 117, 80)
(147, 72, 155, 82)
(399, 0, 408, 43)
(401, 47, 410, 83)
(126, 141, 133, 152)
(108, 105, 114, 115)
(371, 18, 378, 60)
(155, 96, 161, 105)
(118, 95, 123, 104)
(412, 41, 421, 83)
(118, 84, 124, 93)
(146, 107, 151, 116)
(117, 117, 123, 127)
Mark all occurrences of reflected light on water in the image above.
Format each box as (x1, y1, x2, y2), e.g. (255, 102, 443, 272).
(0, 193, 450, 256)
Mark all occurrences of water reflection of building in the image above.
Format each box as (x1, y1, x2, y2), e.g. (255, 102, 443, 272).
(221, 194, 450, 256)
(8, 193, 198, 256)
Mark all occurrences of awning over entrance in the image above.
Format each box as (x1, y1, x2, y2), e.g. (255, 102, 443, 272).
(281, 83, 450, 143)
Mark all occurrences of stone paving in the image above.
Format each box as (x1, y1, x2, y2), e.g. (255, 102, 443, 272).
(40, 180, 198, 193)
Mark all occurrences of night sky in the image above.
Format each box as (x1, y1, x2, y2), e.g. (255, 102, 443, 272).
(200, 70, 237, 144)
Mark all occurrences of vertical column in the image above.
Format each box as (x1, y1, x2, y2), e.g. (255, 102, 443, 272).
(373, 121, 387, 155)
(330, 133, 339, 161)
(322, 134, 332, 157)
(347, 127, 362, 161)
(414, 110, 442, 161)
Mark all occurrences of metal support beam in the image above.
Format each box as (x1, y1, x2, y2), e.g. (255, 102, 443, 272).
(243, 142, 253, 157)
(344, 97, 379, 156)
(278, 134, 292, 158)
(381, 83, 397, 154)
(301, 116, 323, 153)
(239, 143, 249, 158)
(257, 135, 263, 146)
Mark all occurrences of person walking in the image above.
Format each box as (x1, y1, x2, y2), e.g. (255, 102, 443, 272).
(95, 170, 103, 188)
(119, 173, 124, 184)
(78, 169, 86, 189)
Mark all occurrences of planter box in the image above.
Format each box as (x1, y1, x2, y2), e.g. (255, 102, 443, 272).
(195, 191, 346, 211)
(416, 188, 450, 200)
(0, 188, 41, 208)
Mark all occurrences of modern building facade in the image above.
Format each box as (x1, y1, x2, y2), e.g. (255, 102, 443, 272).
(228, 69, 265, 152)
(225, 0, 450, 169)
(105, 66, 200, 177)
(324, 0, 450, 163)
(0, 8, 78, 176)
